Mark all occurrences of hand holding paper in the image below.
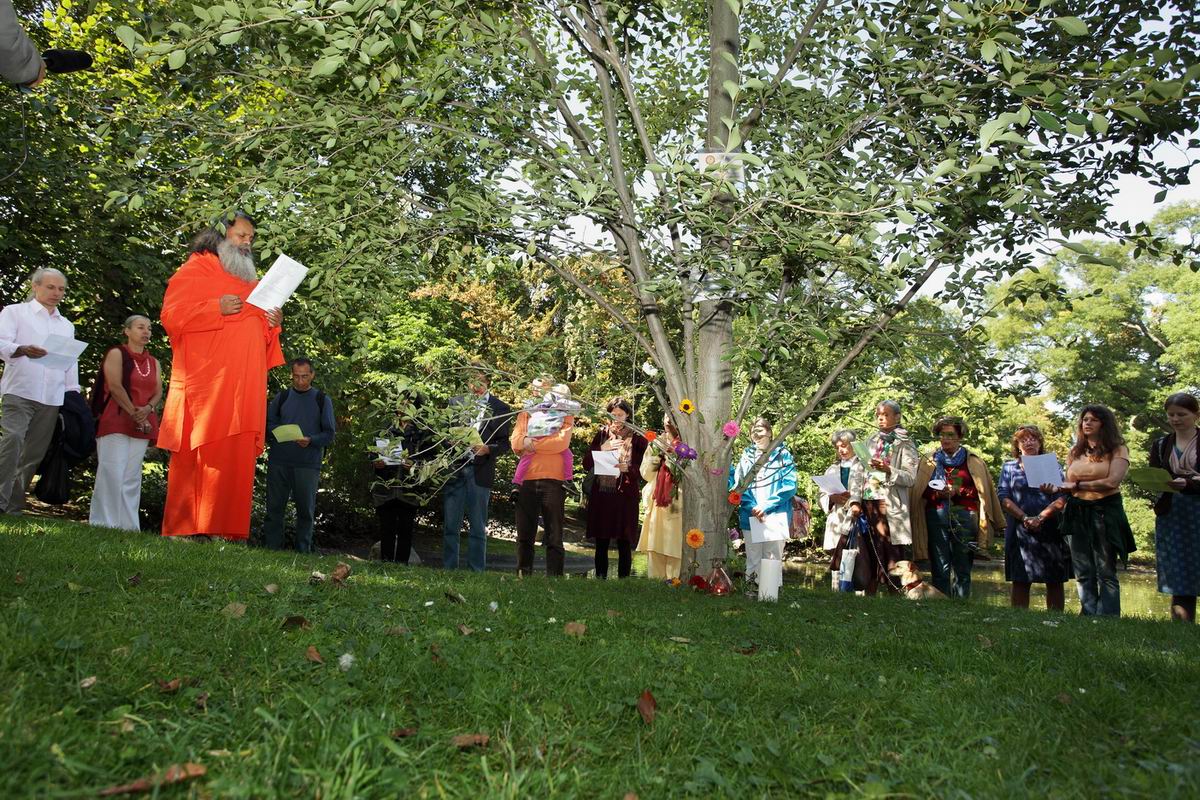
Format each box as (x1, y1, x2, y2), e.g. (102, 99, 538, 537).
(812, 474, 846, 495)
(591, 450, 620, 477)
(247, 254, 308, 310)
(37, 333, 87, 371)
(1021, 453, 1063, 489)
(273, 424, 304, 443)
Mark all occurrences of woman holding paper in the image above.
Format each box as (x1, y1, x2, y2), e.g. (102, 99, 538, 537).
(730, 418, 797, 595)
(997, 425, 1071, 611)
(370, 392, 431, 564)
(1046, 405, 1135, 617)
(88, 315, 161, 531)
(820, 431, 864, 586)
(584, 398, 648, 579)
(1149, 393, 1200, 623)
(636, 416, 684, 580)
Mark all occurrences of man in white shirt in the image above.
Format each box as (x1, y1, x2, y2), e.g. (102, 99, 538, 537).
(0, 268, 80, 513)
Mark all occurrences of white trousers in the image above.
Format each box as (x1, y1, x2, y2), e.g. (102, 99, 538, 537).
(89, 433, 149, 531)
(746, 539, 785, 580)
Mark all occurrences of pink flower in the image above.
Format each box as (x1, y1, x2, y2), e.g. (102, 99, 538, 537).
(722, 420, 740, 438)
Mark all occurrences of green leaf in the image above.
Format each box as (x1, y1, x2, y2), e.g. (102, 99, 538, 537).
(1032, 110, 1063, 132)
(310, 56, 344, 77)
(895, 208, 916, 225)
(219, 30, 242, 45)
(980, 39, 997, 63)
(410, 19, 424, 41)
(1090, 113, 1109, 135)
(1052, 16, 1089, 37)
(115, 25, 137, 52)
(192, 4, 211, 22)
(167, 49, 187, 70)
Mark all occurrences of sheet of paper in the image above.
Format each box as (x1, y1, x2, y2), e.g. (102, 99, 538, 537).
(851, 440, 872, 466)
(812, 473, 846, 495)
(1127, 466, 1179, 494)
(1021, 453, 1063, 489)
(272, 424, 304, 443)
(37, 333, 87, 371)
(749, 511, 790, 544)
(591, 450, 620, 477)
(373, 437, 405, 466)
(246, 253, 308, 310)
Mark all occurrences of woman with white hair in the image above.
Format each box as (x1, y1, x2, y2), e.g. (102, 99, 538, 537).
(860, 399, 919, 594)
(820, 430, 865, 586)
(88, 315, 161, 530)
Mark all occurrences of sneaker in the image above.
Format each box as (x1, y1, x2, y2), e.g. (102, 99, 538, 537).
(744, 579, 759, 597)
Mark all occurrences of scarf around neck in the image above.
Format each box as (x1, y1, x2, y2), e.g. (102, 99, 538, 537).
(933, 446, 969, 483)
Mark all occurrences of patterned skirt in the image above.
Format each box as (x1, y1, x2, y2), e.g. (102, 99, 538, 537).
(1156, 493, 1200, 596)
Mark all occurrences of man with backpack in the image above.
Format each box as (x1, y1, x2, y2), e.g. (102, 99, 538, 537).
(263, 357, 335, 552)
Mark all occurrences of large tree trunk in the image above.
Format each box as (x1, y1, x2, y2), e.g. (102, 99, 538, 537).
(682, 0, 740, 578)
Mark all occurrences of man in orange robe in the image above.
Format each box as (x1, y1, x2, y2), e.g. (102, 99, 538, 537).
(159, 213, 285, 539)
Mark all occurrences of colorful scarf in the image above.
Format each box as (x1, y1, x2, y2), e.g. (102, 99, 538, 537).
(932, 446, 969, 483)
(871, 426, 909, 463)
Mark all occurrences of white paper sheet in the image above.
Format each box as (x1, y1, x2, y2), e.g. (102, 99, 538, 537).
(374, 438, 406, 466)
(1021, 453, 1064, 489)
(749, 511, 790, 544)
(591, 450, 620, 477)
(246, 253, 308, 310)
(812, 473, 846, 495)
(38, 333, 87, 371)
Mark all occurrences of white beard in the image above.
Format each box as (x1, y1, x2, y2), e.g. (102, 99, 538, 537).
(218, 239, 257, 282)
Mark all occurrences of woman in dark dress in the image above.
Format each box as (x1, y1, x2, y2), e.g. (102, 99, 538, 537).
(370, 393, 432, 564)
(1149, 392, 1200, 623)
(998, 424, 1071, 611)
(583, 398, 648, 579)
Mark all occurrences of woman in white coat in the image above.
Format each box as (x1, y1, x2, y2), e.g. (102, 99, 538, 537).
(820, 430, 865, 587)
(861, 400, 919, 594)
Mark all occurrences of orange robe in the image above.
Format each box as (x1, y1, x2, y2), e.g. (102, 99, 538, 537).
(159, 252, 285, 538)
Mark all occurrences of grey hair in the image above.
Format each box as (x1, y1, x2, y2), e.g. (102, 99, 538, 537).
(830, 429, 857, 445)
(123, 314, 151, 329)
(876, 399, 902, 418)
(28, 268, 67, 298)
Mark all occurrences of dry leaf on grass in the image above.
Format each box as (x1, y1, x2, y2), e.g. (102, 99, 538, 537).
(606, 609, 621, 618)
(195, 692, 209, 711)
(637, 690, 657, 725)
(157, 678, 182, 694)
(305, 646, 324, 664)
(264, 583, 279, 595)
(667, 636, 691, 644)
(977, 635, 993, 650)
(1056, 692, 1072, 705)
(458, 624, 474, 636)
(281, 615, 311, 631)
(79, 676, 97, 690)
(563, 622, 587, 638)
(386, 626, 410, 637)
(734, 644, 759, 655)
(451, 733, 490, 749)
(430, 643, 444, 664)
(390, 727, 418, 739)
(445, 590, 467, 604)
(221, 602, 246, 619)
(126, 573, 142, 587)
(624, 794, 639, 800)
(98, 762, 206, 796)
(331, 562, 352, 586)
(14, 572, 25, 585)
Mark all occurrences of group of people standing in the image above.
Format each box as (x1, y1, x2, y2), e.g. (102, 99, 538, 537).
(818, 398, 1199, 622)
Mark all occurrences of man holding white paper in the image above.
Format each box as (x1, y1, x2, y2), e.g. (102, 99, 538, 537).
(0, 268, 81, 513)
(263, 358, 336, 552)
(159, 212, 286, 540)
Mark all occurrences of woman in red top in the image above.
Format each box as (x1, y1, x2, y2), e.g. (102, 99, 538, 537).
(88, 315, 162, 531)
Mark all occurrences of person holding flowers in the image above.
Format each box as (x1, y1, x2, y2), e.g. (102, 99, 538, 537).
(637, 416, 685, 580)
(729, 417, 797, 595)
(1148, 393, 1200, 623)
(584, 398, 648, 579)
(860, 400, 919, 595)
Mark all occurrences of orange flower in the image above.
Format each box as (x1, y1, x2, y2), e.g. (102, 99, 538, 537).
(644, 431, 658, 443)
(678, 398, 695, 415)
(728, 491, 742, 506)
(685, 528, 705, 549)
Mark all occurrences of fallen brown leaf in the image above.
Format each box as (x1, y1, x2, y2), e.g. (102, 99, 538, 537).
(281, 615, 311, 631)
(390, 727, 418, 739)
(606, 609, 622, 619)
(563, 621, 587, 638)
(305, 646, 324, 664)
(13, 571, 25, 585)
(451, 733, 490, 749)
(1056, 692, 1072, 705)
(195, 692, 209, 711)
(667, 636, 691, 644)
(119, 718, 135, 734)
(79, 676, 97, 690)
(264, 583, 279, 595)
(331, 562, 352, 586)
(734, 644, 759, 655)
(977, 635, 993, 650)
(126, 573, 141, 587)
(637, 690, 657, 725)
(221, 602, 246, 619)
(624, 794, 639, 800)
(98, 762, 206, 796)
(430, 643, 443, 664)
(458, 624, 474, 636)
(157, 678, 182, 694)
(445, 590, 467, 604)
(386, 625, 410, 637)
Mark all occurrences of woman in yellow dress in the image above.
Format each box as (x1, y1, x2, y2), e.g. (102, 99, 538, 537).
(636, 416, 683, 579)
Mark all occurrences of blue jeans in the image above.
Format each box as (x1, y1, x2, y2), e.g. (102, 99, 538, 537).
(1071, 515, 1121, 616)
(926, 506, 977, 599)
(442, 466, 491, 571)
(263, 463, 320, 553)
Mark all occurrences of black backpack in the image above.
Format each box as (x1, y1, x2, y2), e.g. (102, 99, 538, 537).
(270, 387, 330, 435)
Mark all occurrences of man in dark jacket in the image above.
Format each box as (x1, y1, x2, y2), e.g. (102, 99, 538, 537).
(262, 358, 335, 552)
(442, 370, 511, 571)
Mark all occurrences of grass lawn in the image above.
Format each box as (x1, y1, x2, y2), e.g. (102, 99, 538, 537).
(1, 517, 1198, 798)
